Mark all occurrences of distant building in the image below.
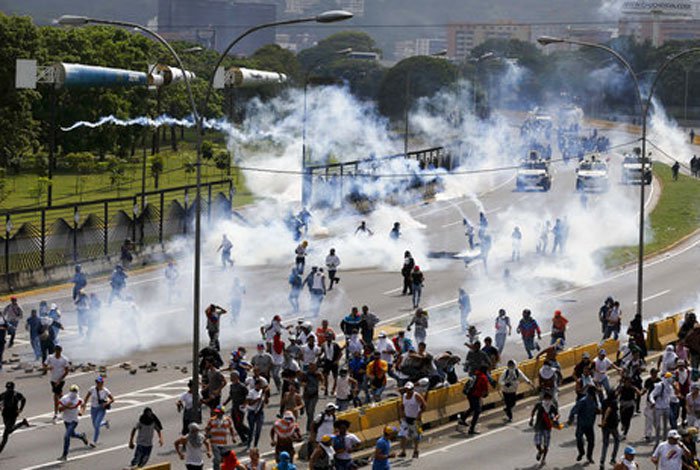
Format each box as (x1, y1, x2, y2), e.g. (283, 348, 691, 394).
(157, 0, 277, 56)
(339, 0, 365, 16)
(285, 0, 319, 14)
(447, 21, 531, 60)
(394, 37, 447, 60)
(617, 0, 700, 45)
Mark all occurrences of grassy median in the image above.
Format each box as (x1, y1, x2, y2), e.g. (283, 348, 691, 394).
(605, 163, 700, 267)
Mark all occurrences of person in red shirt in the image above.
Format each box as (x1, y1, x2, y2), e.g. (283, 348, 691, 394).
(458, 366, 490, 435)
(220, 448, 244, 470)
(551, 310, 569, 346)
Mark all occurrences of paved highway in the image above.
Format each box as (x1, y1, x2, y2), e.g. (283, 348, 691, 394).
(0, 126, 697, 469)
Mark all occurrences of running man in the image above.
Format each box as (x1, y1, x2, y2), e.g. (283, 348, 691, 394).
(516, 309, 541, 359)
(530, 391, 559, 467)
(398, 382, 426, 459)
(81, 376, 114, 447)
(0, 381, 29, 453)
(325, 248, 341, 290)
(217, 234, 234, 269)
(57, 384, 89, 461)
(45, 345, 70, 423)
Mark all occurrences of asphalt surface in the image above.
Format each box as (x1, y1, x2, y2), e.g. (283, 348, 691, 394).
(0, 125, 698, 469)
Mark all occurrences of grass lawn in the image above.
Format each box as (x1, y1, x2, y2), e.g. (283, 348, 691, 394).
(605, 163, 700, 267)
(1, 143, 255, 226)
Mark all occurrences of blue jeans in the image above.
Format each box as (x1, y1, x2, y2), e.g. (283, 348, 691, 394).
(522, 336, 538, 359)
(62, 421, 82, 457)
(246, 410, 264, 448)
(412, 284, 422, 307)
(495, 333, 507, 354)
(90, 406, 107, 443)
(131, 444, 153, 467)
(30, 335, 42, 360)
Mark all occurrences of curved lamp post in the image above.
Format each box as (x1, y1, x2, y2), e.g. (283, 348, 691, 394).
(60, 10, 353, 422)
(538, 36, 700, 320)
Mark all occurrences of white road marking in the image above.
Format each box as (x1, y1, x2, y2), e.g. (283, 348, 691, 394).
(633, 289, 671, 304)
(441, 220, 464, 228)
(382, 287, 403, 295)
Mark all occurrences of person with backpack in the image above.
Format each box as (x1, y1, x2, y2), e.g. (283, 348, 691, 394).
(109, 265, 128, 304)
(81, 376, 114, 447)
(500, 360, 534, 422)
(529, 391, 559, 467)
(308, 434, 335, 470)
(71, 264, 88, 301)
(401, 251, 415, 296)
(0, 381, 28, 453)
(458, 366, 489, 434)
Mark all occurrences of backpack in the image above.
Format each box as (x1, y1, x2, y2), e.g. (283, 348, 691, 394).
(462, 375, 475, 396)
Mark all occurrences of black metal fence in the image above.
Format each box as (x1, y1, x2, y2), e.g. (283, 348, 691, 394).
(0, 179, 235, 277)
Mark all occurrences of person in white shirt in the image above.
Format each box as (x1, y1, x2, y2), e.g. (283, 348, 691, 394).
(332, 418, 361, 468)
(81, 376, 114, 447)
(651, 429, 689, 470)
(494, 309, 511, 354)
(45, 345, 70, 422)
(301, 336, 321, 369)
(57, 384, 88, 461)
(658, 345, 679, 375)
(686, 382, 700, 427)
(592, 349, 621, 393)
(499, 359, 534, 422)
(650, 373, 676, 446)
(618, 446, 639, 469)
(325, 248, 341, 290)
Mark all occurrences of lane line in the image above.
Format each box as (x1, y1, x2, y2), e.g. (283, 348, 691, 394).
(633, 289, 671, 305)
(382, 287, 403, 295)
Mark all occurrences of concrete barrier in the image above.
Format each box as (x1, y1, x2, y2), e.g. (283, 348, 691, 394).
(358, 398, 401, 441)
(336, 408, 363, 440)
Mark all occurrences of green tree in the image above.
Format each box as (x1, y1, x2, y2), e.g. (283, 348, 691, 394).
(377, 56, 458, 119)
(325, 59, 386, 100)
(201, 140, 214, 160)
(251, 44, 302, 82)
(298, 31, 382, 74)
(214, 150, 231, 177)
(28, 176, 50, 206)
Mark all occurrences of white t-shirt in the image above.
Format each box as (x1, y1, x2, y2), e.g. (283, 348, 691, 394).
(179, 391, 193, 411)
(334, 433, 361, 460)
(652, 441, 683, 470)
(89, 385, 111, 408)
(593, 357, 612, 382)
(301, 345, 320, 366)
(495, 316, 510, 334)
(60, 392, 82, 423)
(246, 388, 263, 412)
(47, 355, 70, 383)
(347, 336, 363, 355)
(375, 339, 396, 364)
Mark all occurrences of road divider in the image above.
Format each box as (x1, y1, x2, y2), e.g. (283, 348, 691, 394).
(338, 309, 691, 451)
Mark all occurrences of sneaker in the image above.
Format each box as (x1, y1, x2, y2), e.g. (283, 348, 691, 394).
(104, 420, 110, 430)
(467, 430, 479, 435)
(89, 442, 96, 448)
(398, 451, 407, 458)
(412, 450, 419, 459)
(576, 454, 584, 462)
(20, 418, 29, 428)
(52, 414, 58, 424)
(80, 433, 89, 446)
(57, 455, 68, 462)
(536, 450, 543, 461)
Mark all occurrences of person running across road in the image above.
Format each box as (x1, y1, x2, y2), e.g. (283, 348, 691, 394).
(355, 221, 373, 236)
(3, 297, 23, 348)
(501, 360, 534, 422)
(614, 446, 639, 470)
(494, 309, 511, 354)
(310, 268, 327, 317)
(57, 384, 89, 461)
(600, 390, 622, 469)
(45, 345, 70, 423)
(529, 391, 559, 467)
(398, 381, 425, 459)
(401, 251, 415, 296)
(0, 381, 28, 454)
(245, 378, 268, 450)
(270, 411, 302, 463)
(288, 268, 303, 313)
(511, 226, 522, 262)
(407, 308, 428, 345)
(81, 376, 114, 447)
(651, 429, 689, 469)
(25, 308, 42, 362)
(410, 266, 424, 309)
(604, 301, 622, 340)
(206, 406, 237, 470)
(217, 234, 234, 269)
(175, 422, 212, 470)
(390, 222, 401, 240)
(205, 304, 228, 352)
(325, 249, 341, 290)
(129, 407, 164, 468)
(295, 241, 308, 274)
(71, 264, 87, 301)
(458, 289, 471, 334)
(568, 386, 600, 465)
(332, 419, 361, 470)
(458, 366, 490, 435)
(593, 349, 621, 394)
(177, 380, 198, 437)
(372, 426, 397, 470)
(164, 261, 179, 303)
(551, 310, 569, 346)
(650, 372, 676, 446)
(109, 265, 128, 304)
(517, 309, 541, 359)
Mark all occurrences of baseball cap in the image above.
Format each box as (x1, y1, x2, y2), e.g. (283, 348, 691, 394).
(384, 426, 397, 436)
(598, 349, 606, 356)
(213, 406, 224, 414)
(273, 315, 281, 321)
(321, 435, 333, 444)
(582, 352, 590, 359)
(69, 384, 79, 392)
(378, 331, 387, 338)
(283, 411, 295, 421)
(624, 446, 636, 455)
(664, 372, 673, 379)
(404, 381, 414, 390)
(95, 376, 104, 383)
(554, 310, 561, 316)
(668, 429, 681, 439)
(326, 403, 339, 411)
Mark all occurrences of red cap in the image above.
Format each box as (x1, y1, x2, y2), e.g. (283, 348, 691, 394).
(414, 266, 420, 271)
(554, 310, 561, 316)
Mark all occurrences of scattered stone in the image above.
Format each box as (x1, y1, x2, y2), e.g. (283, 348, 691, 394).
(181, 367, 188, 374)
(129, 369, 137, 375)
(138, 364, 148, 369)
(8, 357, 20, 363)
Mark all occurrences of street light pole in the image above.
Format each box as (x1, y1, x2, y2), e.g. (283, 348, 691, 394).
(539, 36, 700, 319)
(470, 52, 495, 116)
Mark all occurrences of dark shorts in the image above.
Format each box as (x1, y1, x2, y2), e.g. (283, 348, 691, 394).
(322, 360, 339, 376)
(51, 381, 65, 396)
